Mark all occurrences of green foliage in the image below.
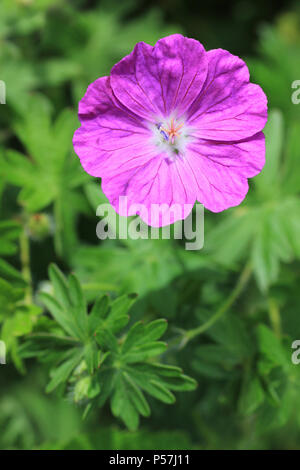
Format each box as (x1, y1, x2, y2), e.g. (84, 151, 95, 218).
(0, 220, 34, 371)
(206, 109, 300, 291)
(21, 265, 196, 431)
(2, 95, 90, 258)
(248, 14, 300, 121)
(0, 220, 24, 284)
(35, 428, 197, 450)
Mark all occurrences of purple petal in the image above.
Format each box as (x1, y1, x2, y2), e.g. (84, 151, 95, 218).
(73, 77, 153, 177)
(101, 156, 196, 227)
(110, 34, 208, 121)
(187, 131, 265, 180)
(187, 49, 268, 140)
(184, 133, 266, 212)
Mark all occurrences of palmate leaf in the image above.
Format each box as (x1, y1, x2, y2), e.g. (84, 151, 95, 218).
(108, 360, 197, 430)
(39, 264, 91, 343)
(94, 318, 196, 430)
(2, 94, 90, 259)
(23, 264, 196, 430)
(205, 110, 300, 291)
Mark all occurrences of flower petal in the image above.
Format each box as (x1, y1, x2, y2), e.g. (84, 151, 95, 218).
(184, 135, 265, 211)
(101, 156, 196, 227)
(187, 49, 268, 141)
(187, 131, 265, 180)
(110, 34, 208, 121)
(73, 76, 153, 177)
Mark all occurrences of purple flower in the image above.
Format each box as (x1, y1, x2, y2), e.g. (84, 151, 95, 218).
(73, 34, 267, 227)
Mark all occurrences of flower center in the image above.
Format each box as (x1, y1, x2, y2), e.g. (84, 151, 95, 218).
(150, 115, 194, 161)
(157, 118, 184, 145)
(151, 116, 191, 159)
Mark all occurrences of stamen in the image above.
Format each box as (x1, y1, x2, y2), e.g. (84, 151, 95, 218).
(157, 118, 184, 145)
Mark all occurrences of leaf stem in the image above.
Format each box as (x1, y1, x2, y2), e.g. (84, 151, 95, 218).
(20, 227, 32, 305)
(182, 262, 252, 346)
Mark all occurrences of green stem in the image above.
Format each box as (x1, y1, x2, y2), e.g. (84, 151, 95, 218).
(182, 263, 252, 346)
(20, 227, 32, 305)
(54, 199, 63, 258)
(268, 297, 281, 338)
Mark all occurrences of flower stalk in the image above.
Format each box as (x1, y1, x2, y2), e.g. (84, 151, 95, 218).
(181, 262, 252, 347)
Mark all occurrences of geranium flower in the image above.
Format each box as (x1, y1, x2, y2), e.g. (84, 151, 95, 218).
(73, 34, 267, 227)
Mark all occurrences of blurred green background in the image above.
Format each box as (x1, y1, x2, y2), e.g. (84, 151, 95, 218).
(1, 0, 300, 450)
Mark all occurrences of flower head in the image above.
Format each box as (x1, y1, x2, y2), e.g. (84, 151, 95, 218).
(73, 34, 267, 227)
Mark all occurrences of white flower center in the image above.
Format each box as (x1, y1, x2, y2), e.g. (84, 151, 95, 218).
(151, 116, 191, 159)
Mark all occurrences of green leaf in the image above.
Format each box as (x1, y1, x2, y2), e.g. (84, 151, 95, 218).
(68, 273, 87, 336)
(88, 295, 110, 334)
(11, 311, 33, 337)
(84, 341, 99, 375)
(256, 325, 288, 369)
(123, 342, 167, 364)
(39, 292, 79, 339)
(111, 374, 139, 431)
(122, 372, 151, 417)
(0, 259, 26, 286)
(239, 376, 265, 416)
(143, 319, 168, 342)
(106, 294, 137, 333)
(145, 380, 176, 405)
(122, 322, 145, 354)
(48, 264, 71, 310)
(46, 350, 83, 393)
(95, 328, 118, 352)
(159, 374, 197, 392)
(283, 120, 300, 194)
(3, 95, 89, 259)
(255, 110, 284, 196)
(2, 150, 36, 187)
(252, 214, 280, 292)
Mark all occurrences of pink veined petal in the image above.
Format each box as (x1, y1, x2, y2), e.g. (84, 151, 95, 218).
(101, 156, 196, 227)
(73, 76, 154, 177)
(184, 135, 264, 212)
(110, 34, 208, 121)
(73, 36, 268, 223)
(187, 131, 265, 180)
(186, 49, 268, 141)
